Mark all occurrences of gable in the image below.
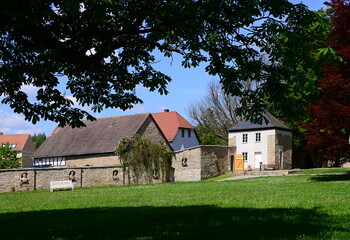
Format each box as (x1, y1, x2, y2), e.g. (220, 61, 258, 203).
(33, 113, 150, 158)
(152, 111, 194, 142)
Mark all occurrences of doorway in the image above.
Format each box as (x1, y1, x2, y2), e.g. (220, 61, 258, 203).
(230, 155, 234, 172)
(254, 152, 262, 169)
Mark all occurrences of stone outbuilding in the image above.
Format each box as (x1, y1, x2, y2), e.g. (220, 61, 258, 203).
(173, 145, 235, 181)
(228, 112, 292, 170)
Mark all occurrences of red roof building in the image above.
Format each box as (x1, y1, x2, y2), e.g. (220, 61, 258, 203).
(152, 110, 199, 151)
(0, 133, 35, 167)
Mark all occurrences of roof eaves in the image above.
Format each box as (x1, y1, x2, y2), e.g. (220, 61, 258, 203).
(33, 150, 116, 159)
(229, 126, 292, 133)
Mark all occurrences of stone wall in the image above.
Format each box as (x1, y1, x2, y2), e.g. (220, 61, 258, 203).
(173, 147, 202, 181)
(138, 115, 171, 149)
(66, 153, 120, 167)
(228, 136, 236, 146)
(200, 146, 233, 180)
(275, 132, 293, 169)
(267, 135, 275, 166)
(0, 165, 129, 193)
(173, 145, 234, 181)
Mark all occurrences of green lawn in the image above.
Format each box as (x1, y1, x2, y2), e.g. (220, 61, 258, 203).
(290, 168, 350, 175)
(1, 174, 350, 240)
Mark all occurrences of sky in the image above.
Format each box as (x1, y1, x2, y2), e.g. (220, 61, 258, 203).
(0, 0, 328, 136)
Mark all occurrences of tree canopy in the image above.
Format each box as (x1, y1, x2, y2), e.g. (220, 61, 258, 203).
(1, 0, 322, 127)
(303, 0, 350, 165)
(31, 133, 47, 150)
(0, 144, 21, 169)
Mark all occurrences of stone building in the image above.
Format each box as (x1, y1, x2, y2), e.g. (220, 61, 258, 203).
(173, 145, 235, 181)
(228, 112, 292, 170)
(33, 113, 171, 167)
(0, 133, 35, 167)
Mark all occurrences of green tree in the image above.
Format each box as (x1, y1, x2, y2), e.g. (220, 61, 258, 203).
(1, 1, 322, 127)
(266, 9, 332, 124)
(115, 135, 173, 184)
(195, 126, 227, 146)
(31, 133, 47, 150)
(0, 144, 21, 169)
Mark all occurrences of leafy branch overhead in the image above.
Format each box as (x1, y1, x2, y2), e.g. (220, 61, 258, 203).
(1, 1, 324, 127)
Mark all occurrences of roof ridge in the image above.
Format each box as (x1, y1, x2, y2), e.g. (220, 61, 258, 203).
(81, 112, 149, 122)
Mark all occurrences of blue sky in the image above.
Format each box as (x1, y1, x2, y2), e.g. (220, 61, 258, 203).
(0, 0, 327, 136)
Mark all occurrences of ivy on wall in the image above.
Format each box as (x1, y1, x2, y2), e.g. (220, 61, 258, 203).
(116, 135, 174, 184)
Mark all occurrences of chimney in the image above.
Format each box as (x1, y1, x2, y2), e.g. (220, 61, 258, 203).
(164, 109, 169, 112)
(0, 132, 3, 135)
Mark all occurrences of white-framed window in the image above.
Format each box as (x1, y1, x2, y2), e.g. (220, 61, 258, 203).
(242, 152, 248, 161)
(255, 133, 261, 142)
(242, 133, 248, 143)
(2, 143, 17, 149)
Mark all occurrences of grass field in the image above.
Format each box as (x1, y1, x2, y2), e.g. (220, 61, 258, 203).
(1, 171, 350, 239)
(290, 168, 350, 175)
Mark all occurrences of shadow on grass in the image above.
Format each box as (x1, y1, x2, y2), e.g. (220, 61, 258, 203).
(0, 205, 339, 240)
(310, 174, 350, 182)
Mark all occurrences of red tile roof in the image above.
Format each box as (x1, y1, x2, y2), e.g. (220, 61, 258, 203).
(0, 134, 31, 151)
(152, 111, 194, 142)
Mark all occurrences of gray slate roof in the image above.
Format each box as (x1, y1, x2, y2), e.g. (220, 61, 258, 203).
(33, 113, 150, 158)
(228, 112, 292, 132)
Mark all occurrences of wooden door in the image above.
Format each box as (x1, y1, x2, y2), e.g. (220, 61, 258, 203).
(234, 154, 244, 172)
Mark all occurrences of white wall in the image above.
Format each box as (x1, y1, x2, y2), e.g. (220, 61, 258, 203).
(171, 129, 199, 151)
(229, 129, 275, 169)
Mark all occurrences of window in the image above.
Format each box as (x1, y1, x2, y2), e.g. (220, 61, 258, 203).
(242, 152, 248, 161)
(181, 129, 185, 137)
(33, 157, 66, 166)
(255, 133, 261, 142)
(188, 129, 191, 138)
(2, 143, 17, 149)
(242, 133, 248, 143)
(181, 157, 188, 167)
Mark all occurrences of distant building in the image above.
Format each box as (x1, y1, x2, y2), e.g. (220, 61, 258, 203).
(0, 133, 35, 168)
(152, 110, 199, 151)
(33, 113, 170, 167)
(228, 112, 292, 170)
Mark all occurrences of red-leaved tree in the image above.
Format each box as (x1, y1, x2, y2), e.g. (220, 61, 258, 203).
(303, 0, 350, 165)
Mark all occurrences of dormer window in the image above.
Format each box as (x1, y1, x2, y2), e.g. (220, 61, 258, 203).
(181, 129, 185, 137)
(188, 129, 191, 138)
(2, 143, 16, 149)
(242, 134, 248, 143)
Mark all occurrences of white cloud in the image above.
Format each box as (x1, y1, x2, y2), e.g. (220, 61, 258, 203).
(0, 110, 42, 134)
(20, 84, 40, 99)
